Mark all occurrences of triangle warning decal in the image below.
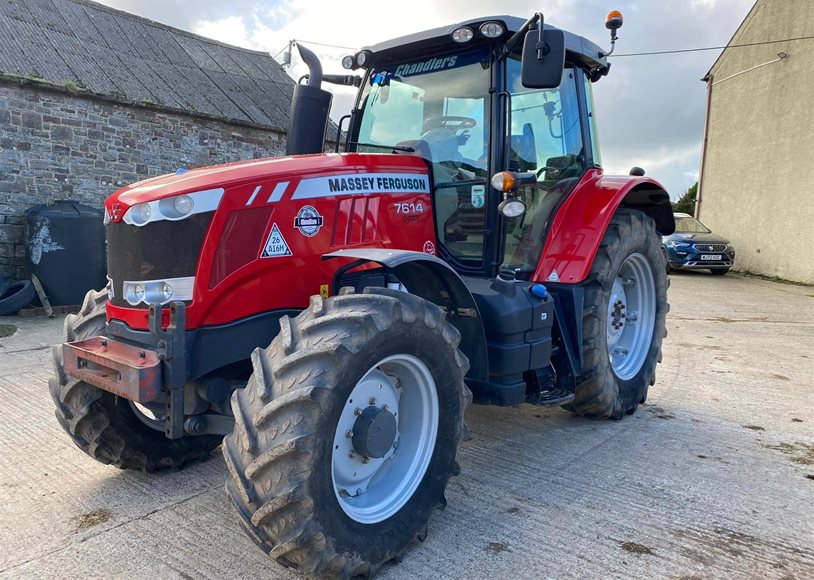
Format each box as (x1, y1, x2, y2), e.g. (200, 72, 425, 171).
(261, 223, 292, 258)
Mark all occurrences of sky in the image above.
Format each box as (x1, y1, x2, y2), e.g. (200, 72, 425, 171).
(96, 0, 756, 198)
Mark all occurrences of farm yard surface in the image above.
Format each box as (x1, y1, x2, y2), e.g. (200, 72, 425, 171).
(1, 272, 812, 579)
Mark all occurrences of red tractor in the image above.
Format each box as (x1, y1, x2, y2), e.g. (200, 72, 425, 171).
(51, 11, 672, 577)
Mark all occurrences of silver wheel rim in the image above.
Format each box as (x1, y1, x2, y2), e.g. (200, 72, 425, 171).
(129, 400, 166, 431)
(606, 252, 656, 380)
(331, 354, 439, 524)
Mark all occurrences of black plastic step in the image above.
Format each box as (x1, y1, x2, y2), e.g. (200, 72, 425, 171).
(528, 388, 575, 407)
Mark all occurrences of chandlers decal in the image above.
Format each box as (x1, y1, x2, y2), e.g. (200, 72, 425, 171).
(395, 56, 457, 76)
(291, 173, 430, 200)
(294, 205, 324, 237)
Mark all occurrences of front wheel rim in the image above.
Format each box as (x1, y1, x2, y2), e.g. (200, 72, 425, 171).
(606, 252, 657, 380)
(331, 354, 439, 524)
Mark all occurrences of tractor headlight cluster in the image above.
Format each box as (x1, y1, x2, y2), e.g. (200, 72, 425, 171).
(451, 21, 505, 43)
(121, 188, 224, 227)
(123, 277, 195, 306)
(342, 50, 373, 70)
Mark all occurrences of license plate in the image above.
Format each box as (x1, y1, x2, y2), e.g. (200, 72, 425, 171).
(701, 254, 722, 261)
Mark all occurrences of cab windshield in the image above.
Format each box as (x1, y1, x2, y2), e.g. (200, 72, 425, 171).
(356, 48, 491, 266)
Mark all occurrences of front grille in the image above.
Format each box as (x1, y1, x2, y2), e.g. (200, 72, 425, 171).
(107, 212, 214, 308)
(694, 243, 727, 253)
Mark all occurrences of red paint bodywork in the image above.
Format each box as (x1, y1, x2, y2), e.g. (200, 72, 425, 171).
(105, 154, 436, 330)
(533, 169, 668, 284)
(104, 154, 664, 331)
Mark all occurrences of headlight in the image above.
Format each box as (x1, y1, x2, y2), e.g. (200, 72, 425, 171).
(174, 195, 194, 216)
(498, 198, 526, 218)
(342, 55, 355, 70)
(121, 188, 224, 226)
(666, 240, 692, 249)
(122, 277, 194, 306)
(129, 203, 151, 226)
(451, 27, 474, 43)
(479, 22, 505, 38)
(355, 50, 371, 68)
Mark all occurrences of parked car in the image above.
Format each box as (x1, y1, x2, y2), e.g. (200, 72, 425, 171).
(662, 213, 735, 275)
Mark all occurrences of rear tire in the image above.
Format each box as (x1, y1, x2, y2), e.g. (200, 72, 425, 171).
(222, 288, 470, 577)
(710, 268, 729, 276)
(49, 289, 222, 471)
(570, 209, 669, 418)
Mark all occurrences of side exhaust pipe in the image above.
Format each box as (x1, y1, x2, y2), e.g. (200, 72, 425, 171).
(285, 43, 333, 155)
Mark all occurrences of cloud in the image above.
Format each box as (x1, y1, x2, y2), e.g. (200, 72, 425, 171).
(95, 0, 755, 195)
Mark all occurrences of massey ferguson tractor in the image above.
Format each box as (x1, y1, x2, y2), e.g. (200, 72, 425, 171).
(50, 11, 673, 577)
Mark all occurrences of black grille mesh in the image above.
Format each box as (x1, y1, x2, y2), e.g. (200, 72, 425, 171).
(107, 212, 213, 308)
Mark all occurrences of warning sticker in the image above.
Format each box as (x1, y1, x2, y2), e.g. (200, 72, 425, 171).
(261, 223, 292, 258)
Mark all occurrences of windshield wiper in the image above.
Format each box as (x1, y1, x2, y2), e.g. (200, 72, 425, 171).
(349, 142, 415, 153)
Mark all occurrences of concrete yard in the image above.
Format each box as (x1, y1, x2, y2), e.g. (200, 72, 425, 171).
(1, 272, 812, 579)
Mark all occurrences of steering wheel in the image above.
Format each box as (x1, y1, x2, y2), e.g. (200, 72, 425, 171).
(421, 116, 477, 135)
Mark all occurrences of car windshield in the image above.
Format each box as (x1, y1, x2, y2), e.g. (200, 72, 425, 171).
(674, 216, 711, 233)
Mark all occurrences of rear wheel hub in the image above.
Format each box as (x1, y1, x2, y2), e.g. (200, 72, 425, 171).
(352, 406, 397, 458)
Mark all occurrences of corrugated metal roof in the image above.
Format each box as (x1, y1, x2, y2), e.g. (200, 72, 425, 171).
(0, 0, 295, 131)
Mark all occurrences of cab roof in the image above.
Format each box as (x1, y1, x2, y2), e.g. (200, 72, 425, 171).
(363, 15, 610, 79)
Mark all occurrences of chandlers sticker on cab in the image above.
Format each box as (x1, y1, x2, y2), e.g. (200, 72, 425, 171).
(291, 173, 430, 200)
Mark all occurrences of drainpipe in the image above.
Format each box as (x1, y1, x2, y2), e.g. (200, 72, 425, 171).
(695, 74, 713, 219)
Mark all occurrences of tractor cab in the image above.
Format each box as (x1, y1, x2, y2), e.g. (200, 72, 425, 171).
(337, 15, 609, 279)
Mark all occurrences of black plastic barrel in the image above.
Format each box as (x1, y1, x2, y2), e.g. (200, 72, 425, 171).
(25, 200, 106, 307)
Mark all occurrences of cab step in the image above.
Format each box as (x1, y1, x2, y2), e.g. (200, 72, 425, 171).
(528, 388, 575, 407)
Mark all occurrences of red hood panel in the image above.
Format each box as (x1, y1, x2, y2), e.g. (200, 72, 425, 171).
(105, 153, 429, 220)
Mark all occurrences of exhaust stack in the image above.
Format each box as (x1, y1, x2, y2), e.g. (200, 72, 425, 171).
(285, 43, 333, 156)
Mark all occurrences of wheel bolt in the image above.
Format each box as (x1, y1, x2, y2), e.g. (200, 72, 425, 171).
(356, 488, 363, 495)
(345, 430, 353, 438)
(382, 404, 388, 411)
(361, 456, 370, 464)
(354, 407, 361, 416)
(369, 397, 377, 405)
(348, 450, 355, 458)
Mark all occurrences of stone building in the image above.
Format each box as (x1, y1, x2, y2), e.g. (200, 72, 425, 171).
(697, 0, 814, 284)
(0, 0, 298, 280)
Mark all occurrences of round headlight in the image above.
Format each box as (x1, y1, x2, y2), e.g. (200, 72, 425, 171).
(134, 284, 145, 302)
(173, 195, 194, 216)
(498, 198, 526, 218)
(130, 203, 152, 225)
(160, 282, 173, 302)
(355, 51, 370, 67)
(452, 27, 474, 43)
(342, 55, 355, 70)
(479, 22, 505, 38)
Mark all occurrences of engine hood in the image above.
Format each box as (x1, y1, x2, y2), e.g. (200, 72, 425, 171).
(665, 232, 729, 244)
(104, 153, 429, 222)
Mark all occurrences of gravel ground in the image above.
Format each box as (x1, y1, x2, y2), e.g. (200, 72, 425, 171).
(1, 271, 812, 579)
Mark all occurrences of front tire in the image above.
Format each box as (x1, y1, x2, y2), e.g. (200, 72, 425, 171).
(570, 209, 669, 418)
(49, 289, 223, 471)
(222, 288, 470, 577)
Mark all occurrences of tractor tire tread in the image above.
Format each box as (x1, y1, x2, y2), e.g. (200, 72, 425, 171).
(223, 287, 469, 577)
(50, 288, 221, 472)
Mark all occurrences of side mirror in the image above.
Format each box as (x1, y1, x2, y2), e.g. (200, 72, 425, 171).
(521, 28, 565, 89)
(630, 166, 646, 176)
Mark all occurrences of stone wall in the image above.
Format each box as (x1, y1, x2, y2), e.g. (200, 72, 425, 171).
(0, 81, 288, 280)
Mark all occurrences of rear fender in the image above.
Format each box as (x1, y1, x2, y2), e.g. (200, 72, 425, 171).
(323, 248, 488, 383)
(534, 170, 675, 284)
